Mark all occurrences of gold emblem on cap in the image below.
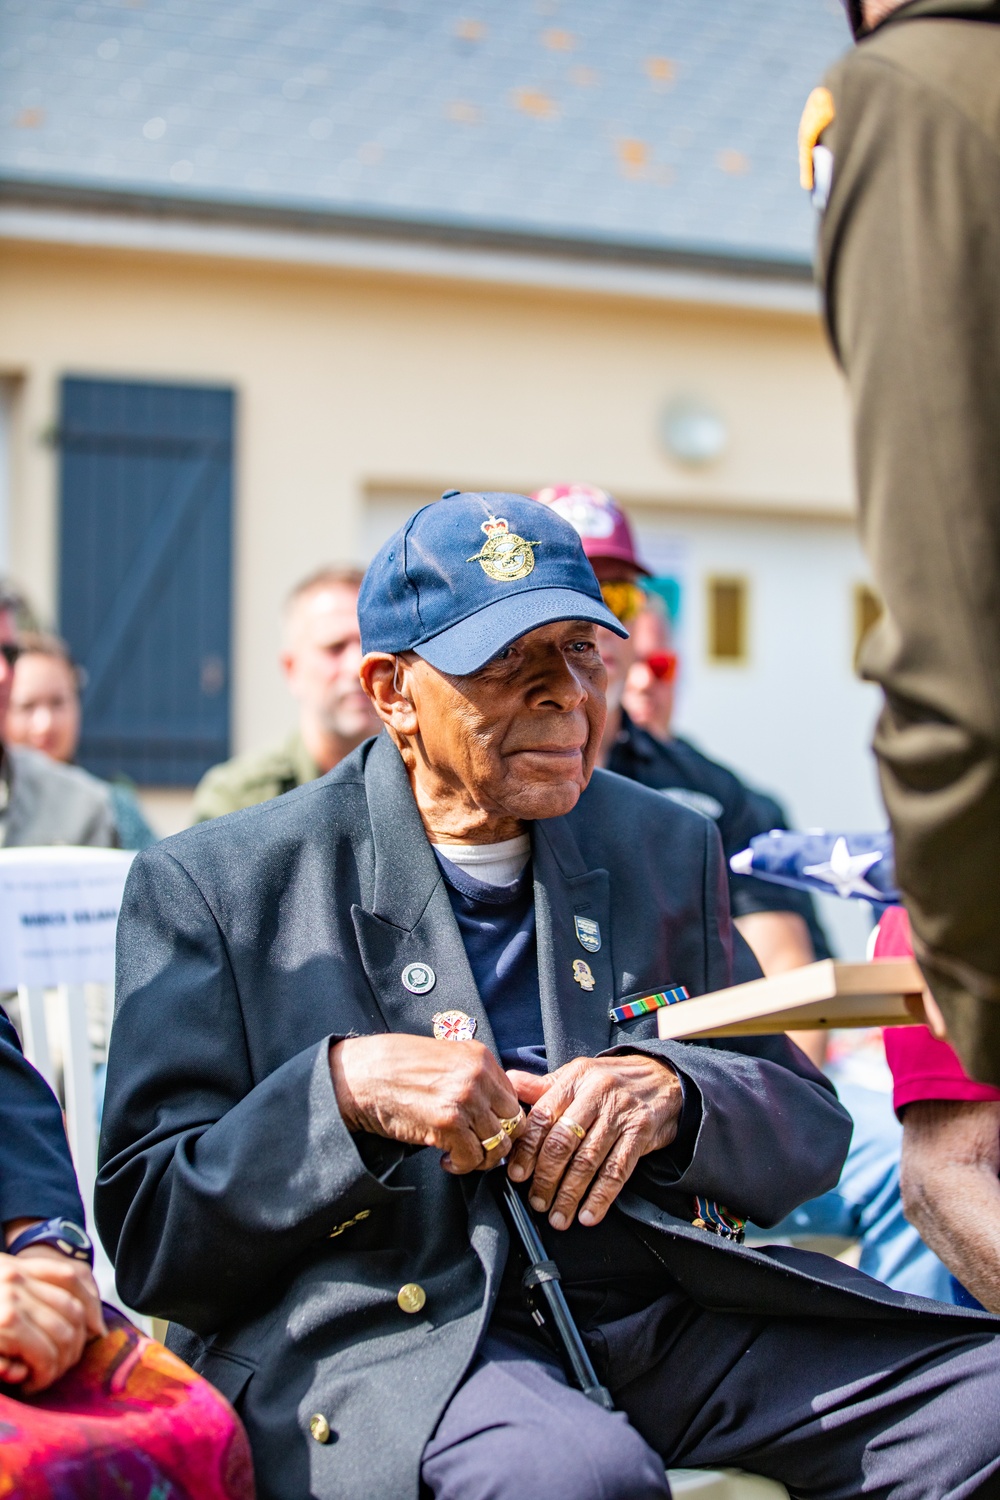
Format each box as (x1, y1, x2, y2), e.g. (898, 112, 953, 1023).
(468, 515, 539, 583)
(572, 959, 596, 991)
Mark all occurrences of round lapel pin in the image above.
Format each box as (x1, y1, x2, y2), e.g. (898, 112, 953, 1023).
(401, 962, 436, 995)
(432, 1009, 477, 1041)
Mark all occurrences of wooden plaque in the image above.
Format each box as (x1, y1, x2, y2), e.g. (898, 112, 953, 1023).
(656, 958, 924, 1041)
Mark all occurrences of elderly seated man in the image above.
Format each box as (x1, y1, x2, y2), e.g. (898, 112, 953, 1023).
(98, 492, 1000, 1500)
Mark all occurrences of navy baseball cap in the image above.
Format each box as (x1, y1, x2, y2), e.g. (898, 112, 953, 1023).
(359, 490, 628, 676)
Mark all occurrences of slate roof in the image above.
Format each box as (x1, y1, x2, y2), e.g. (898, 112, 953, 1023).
(0, 0, 850, 270)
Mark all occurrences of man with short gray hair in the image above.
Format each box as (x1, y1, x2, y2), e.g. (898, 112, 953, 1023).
(100, 494, 1000, 1500)
(193, 565, 378, 820)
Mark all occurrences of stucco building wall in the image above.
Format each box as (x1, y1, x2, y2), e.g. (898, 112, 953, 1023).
(0, 236, 877, 950)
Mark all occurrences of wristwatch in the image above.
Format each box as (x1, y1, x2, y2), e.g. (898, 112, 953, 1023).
(6, 1218, 94, 1265)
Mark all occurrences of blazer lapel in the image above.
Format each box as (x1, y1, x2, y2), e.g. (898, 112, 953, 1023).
(532, 815, 614, 1070)
(352, 734, 498, 1058)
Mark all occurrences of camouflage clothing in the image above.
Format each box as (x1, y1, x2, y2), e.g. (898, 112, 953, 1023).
(192, 731, 320, 822)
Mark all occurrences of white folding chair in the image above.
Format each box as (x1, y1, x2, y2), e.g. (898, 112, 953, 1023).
(1, 848, 138, 1316)
(17, 979, 118, 1304)
(667, 1470, 789, 1499)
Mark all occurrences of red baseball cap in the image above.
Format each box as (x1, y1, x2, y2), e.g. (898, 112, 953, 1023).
(532, 484, 651, 576)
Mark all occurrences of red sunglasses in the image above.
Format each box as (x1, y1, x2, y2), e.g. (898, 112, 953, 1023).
(640, 652, 677, 683)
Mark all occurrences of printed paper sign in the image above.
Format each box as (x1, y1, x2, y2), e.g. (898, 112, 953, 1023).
(0, 848, 135, 989)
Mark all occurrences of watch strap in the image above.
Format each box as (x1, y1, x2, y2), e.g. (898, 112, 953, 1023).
(6, 1218, 94, 1265)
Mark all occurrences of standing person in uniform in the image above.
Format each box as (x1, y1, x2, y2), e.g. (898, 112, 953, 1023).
(193, 566, 379, 821)
(802, 0, 1000, 1080)
(534, 484, 829, 977)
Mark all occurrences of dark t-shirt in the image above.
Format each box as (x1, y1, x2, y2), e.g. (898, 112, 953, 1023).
(434, 853, 546, 1073)
(608, 714, 831, 959)
(434, 852, 684, 1346)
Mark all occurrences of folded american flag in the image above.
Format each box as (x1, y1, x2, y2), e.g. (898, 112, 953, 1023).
(730, 829, 898, 905)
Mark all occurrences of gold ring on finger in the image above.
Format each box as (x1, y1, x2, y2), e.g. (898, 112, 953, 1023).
(499, 1109, 524, 1136)
(480, 1131, 507, 1152)
(562, 1118, 587, 1141)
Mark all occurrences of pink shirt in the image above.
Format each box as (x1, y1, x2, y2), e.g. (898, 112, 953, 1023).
(875, 905, 1000, 1113)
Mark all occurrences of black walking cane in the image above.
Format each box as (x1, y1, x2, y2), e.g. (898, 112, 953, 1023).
(502, 1177, 614, 1411)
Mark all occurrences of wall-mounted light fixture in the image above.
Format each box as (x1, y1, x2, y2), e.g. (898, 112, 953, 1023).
(660, 397, 728, 467)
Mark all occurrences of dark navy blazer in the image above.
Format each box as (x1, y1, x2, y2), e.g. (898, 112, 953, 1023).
(1, 1008, 84, 1227)
(96, 733, 984, 1500)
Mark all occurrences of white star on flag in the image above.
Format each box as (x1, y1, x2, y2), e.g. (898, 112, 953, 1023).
(803, 837, 884, 900)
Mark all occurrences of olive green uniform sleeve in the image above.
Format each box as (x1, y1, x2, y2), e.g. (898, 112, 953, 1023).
(191, 731, 319, 821)
(818, 18, 1000, 1079)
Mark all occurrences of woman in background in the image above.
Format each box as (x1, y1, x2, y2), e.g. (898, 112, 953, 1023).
(5, 634, 156, 851)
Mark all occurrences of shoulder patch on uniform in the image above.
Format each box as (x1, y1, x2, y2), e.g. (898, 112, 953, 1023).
(798, 86, 836, 191)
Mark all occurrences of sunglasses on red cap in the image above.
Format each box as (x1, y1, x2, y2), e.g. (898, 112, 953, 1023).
(599, 581, 646, 626)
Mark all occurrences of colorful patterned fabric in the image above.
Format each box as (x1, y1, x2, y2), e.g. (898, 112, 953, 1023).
(0, 1307, 255, 1500)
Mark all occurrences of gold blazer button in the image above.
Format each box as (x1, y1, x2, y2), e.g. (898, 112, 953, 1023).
(309, 1413, 332, 1444)
(397, 1282, 427, 1314)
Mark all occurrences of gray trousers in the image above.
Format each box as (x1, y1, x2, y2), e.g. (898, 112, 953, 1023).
(422, 1314, 1000, 1500)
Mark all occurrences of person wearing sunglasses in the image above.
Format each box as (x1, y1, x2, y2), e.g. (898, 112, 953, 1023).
(533, 486, 830, 981)
(623, 605, 678, 745)
(0, 585, 118, 850)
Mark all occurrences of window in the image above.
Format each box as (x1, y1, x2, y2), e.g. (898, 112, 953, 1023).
(853, 583, 883, 667)
(58, 376, 234, 786)
(707, 575, 748, 663)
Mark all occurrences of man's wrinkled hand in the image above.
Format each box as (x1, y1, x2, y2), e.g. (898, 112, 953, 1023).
(0, 1249, 106, 1394)
(505, 1054, 683, 1230)
(330, 1034, 526, 1174)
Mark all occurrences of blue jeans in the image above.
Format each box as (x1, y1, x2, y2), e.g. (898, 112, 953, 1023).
(765, 1079, 954, 1302)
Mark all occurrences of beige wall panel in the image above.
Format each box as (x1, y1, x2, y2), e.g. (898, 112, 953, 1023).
(0, 241, 853, 757)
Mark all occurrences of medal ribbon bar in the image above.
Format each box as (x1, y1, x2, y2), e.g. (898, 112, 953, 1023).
(609, 985, 689, 1024)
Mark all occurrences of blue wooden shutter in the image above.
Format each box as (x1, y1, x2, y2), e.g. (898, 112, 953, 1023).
(58, 376, 234, 786)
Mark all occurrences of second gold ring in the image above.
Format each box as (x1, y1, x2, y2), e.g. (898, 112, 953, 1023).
(480, 1130, 507, 1152)
(562, 1118, 587, 1141)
